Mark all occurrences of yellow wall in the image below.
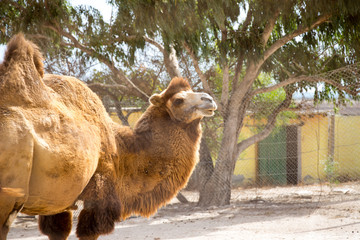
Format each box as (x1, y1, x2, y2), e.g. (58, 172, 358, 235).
(300, 115, 360, 182)
(234, 114, 360, 185)
(233, 125, 257, 185)
(300, 115, 329, 182)
(334, 115, 360, 179)
(110, 111, 142, 128)
(127, 111, 143, 128)
(110, 110, 360, 184)
(111, 110, 258, 184)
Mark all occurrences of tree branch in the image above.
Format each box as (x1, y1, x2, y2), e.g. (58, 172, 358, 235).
(235, 89, 294, 157)
(87, 83, 127, 92)
(262, 9, 280, 46)
(233, 6, 253, 91)
(241, 6, 253, 32)
(144, 36, 165, 54)
(183, 42, 211, 92)
(230, 14, 332, 111)
(88, 84, 130, 126)
(144, 36, 181, 78)
(235, 89, 253, 136)
(252, 76, 306, 95)
(251, 74, 359, 97)
(262, 14, 331, 64)
(233, 55, 244, 91)
(220, 29, 230, 110)
(221, 64, 230, 110)
(166, 45, 182, 78)
(45, 24, 150, 100)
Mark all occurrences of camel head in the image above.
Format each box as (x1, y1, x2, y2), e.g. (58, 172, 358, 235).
(149, 77, 217, 123)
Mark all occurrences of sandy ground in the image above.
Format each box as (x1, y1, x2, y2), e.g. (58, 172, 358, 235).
(7, 182, 360, 240)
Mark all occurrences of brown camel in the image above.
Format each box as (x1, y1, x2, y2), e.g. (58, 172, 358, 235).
(0, 34, 217, 240)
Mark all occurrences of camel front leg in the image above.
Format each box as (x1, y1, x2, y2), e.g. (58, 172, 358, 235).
(76, 199, 120, 240)
(0, 197, 24, 240)
(0, 206, 18, 240)
(76, 173, 121, 240)
(38, 211, 72, 240)
(0, 124, 33, 240)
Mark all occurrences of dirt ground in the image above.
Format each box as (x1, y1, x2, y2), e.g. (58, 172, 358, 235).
(7, 181, 360, 240)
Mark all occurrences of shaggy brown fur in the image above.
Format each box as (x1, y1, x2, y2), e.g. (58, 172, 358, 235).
(114, 100, 202, 220)
(39, 212, 73, 240)
(76, 174, 121, 238)
(0, 34, 216, 240)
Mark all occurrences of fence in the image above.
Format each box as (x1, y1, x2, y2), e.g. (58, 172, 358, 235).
(108, 96, 360, 190)
(233, 104, 360, 187)
(231, 63, 360, 188)
(71, 87, 360, 218)
(73, 106, 360, 217)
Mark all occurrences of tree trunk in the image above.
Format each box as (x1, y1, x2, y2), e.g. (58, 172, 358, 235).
(198, 116, 239, 207)
(186, 138, 214, 191)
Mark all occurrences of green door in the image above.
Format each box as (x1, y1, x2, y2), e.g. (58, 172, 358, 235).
(258, 127, 287, 185)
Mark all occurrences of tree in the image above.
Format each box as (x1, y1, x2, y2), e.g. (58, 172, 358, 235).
(2, 0, 360, 207)
(106, 0, 360, 207)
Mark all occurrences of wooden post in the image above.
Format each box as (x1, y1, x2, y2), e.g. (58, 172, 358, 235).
(328, 114, 335, 161)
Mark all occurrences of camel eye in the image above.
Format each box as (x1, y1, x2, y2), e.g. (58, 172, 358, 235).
(173, 98, 184, 106)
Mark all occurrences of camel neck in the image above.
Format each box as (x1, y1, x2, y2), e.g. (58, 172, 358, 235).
(114, 106, 202, 220)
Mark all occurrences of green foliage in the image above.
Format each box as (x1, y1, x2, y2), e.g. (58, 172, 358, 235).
(2, 0, 360, 130)
(3, 0, 360, 87)
(251, 73, 286, 118)
(1, 0, 69, 45)
(323, 157, 340, 185)
(87, 67, 159, 108)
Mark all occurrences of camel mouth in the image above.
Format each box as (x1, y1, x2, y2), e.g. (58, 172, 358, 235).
(198, 102, 217, 117)
(201, 109, 216, 117)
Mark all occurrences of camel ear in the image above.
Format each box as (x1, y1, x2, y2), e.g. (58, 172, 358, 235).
(149, 93, 164, 106)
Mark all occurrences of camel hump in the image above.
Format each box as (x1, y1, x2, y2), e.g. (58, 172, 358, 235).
(0, 33, 49, 106)
(3, 33, 44, 77)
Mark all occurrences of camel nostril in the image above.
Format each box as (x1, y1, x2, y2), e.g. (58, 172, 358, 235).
(201, 97, 213, 103)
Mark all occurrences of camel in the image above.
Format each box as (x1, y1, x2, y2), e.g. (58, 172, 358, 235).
(0, 34, 217, 240)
